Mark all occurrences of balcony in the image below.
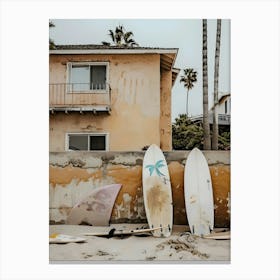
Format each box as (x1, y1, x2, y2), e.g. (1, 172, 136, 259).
(49, 83, 111, 114)
(217, 114, 231, 125)
(190, 113, 231, 126)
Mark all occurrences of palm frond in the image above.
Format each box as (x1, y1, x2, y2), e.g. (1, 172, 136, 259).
(108, 30, 115, 43)
(124, 31, 133, 40)
(125, 38, 137, 46)
(49, 39, 56, 49)
(180, 68, 198, 90)
(115, 25, 124, 35)
(104, 25, 139, 47)
(101, 41, 111, 46)
(180, 76, 186, 83)
(49, 21, 55, 28)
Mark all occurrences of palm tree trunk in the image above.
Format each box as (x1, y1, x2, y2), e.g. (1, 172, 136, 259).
(202, 19, 211, 150)
(186, 89, 189, 117)
(212, 19, 222, 150)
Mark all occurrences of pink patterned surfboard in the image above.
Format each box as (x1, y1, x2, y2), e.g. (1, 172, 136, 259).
(66, 184, 121, 226)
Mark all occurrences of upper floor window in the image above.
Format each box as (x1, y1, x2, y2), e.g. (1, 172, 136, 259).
(67, 62, 109, 93)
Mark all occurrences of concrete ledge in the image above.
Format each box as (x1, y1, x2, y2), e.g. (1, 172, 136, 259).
(50, 150, 230, 166)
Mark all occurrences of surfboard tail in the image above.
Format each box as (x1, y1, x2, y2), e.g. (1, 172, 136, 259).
(192, 223, 212, 236)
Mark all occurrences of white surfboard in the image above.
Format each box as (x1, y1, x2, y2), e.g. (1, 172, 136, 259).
(49, 234, 87, 244)
(202, 231, 230, 240)
(184, 148, 214, 236)
(142, 144, 173, 237)
(82, 225, 167, 237)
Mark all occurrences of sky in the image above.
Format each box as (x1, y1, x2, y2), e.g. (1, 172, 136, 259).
(50, 19, 230, 121)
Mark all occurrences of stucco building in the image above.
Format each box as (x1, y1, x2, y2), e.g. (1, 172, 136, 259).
(49, 45, 179, 152)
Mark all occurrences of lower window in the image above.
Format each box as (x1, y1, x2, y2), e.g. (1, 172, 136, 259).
(67, 133, 108, 151)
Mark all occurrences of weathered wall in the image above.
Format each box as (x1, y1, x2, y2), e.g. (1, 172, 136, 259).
(50, 54, 172, 151)
(160, 70, 172, 150)
(49, 151, 230, 227)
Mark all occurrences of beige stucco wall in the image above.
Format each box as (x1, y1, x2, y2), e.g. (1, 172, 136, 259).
(50, 54, 173, 151)
(160, 70, 172, 150)
(49, 151, 230, 227)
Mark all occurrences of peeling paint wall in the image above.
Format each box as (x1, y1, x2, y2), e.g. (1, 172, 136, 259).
(49, 151, 230, 227)
(50, 54, 172, 151)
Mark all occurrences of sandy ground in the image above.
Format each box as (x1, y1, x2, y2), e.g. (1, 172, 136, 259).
(49, 224, 230, 263)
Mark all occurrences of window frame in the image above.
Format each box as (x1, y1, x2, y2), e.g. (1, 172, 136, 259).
(66, 132, 109, 151)
(225, 100, 228, 114)
(66, 62, 109, 94)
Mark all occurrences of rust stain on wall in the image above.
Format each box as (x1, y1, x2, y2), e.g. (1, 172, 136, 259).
(210, 166, 230, 227)
(58, 205, 71, 216)
(49, 165, 102, 187)
(168, 162, 187, 225)
(160, 70, 172, 150)
(167, 162, 230, 227)
(106, 165, 143, 220)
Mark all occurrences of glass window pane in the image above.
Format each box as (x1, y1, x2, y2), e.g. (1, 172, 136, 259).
(71, 66, 90, 91)
(90, 66, 106, 90)
(90, 135, 106, 150)
(69, 135, 88, 150)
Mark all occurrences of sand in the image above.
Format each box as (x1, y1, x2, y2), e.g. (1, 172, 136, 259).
(49, 224, 230, 263)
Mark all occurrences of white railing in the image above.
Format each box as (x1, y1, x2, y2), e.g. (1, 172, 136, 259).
(190, 113, 231, 125)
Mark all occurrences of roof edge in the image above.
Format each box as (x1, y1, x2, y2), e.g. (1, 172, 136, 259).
(49, 48, 178, 55)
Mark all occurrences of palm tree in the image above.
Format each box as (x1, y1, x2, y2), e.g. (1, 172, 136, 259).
(212, 19, 222, 150)
(202, 19, 211, 150)
(180, 68, 198, 117)
(102, 25, 139, 47)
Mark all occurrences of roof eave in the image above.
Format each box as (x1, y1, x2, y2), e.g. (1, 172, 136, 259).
(49, 48, 179, 55)
(171, 68, 180, 86)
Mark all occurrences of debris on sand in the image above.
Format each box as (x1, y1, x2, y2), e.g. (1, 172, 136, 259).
(50, 224, 230, 261)
(96, 250, 110, 256)
(157, 235, 209, 259)
(145, 256, 157, 261)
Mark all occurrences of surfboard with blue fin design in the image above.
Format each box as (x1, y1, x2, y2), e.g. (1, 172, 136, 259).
(142, 144, 173, 237)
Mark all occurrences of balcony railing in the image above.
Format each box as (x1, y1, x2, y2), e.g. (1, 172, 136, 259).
(217, 114, 231, 124)
(190, 113, 231, 125)
(49, 83, 111, 110)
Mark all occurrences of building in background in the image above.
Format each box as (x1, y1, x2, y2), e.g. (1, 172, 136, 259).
(190, 92, 231, 131)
